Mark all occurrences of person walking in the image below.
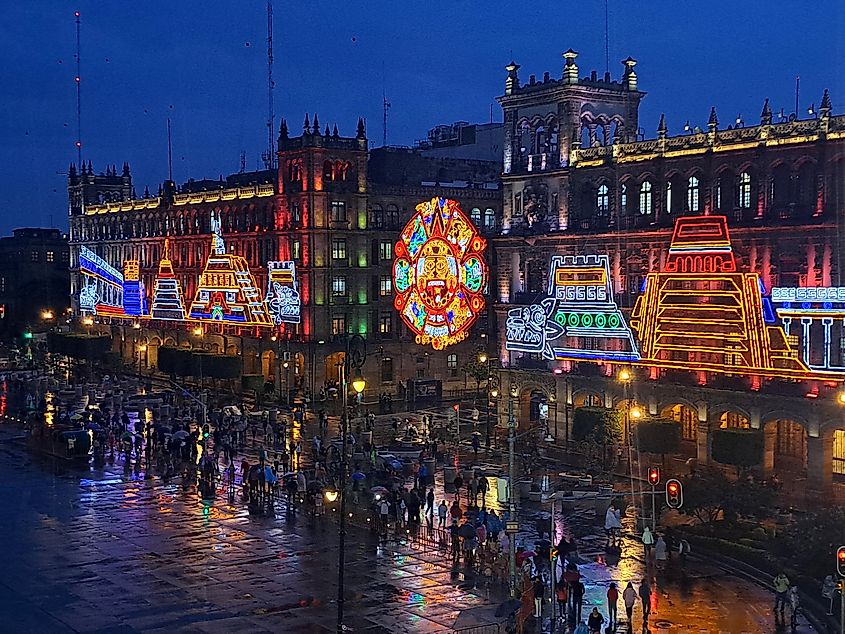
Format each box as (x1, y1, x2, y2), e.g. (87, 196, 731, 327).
(426, 488, 435, 516)
(450, 499, 463, 523)
(606, 582, 619, 628)
(638, 579, 652, 622)
(453, 474, 463, 502)
(654, 535, 668, 569)
(773, 572, 791, 617)
(555, 583, 568, 621)
(788, 585, 801, 629)
(642, 526, 655, 561)
(587, 607, 605, 634)
(623, 581, 637, 625)
(438, 500, 448, 528)
(571, 579, 585, 623)
(533, 576, 545, 618)
(678, 537, 691, 570)
(604, 504, 623, 547)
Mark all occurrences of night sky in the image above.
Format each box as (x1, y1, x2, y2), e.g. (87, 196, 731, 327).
(1, 1, 842, 235)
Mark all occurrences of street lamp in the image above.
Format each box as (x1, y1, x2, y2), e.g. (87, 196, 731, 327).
(324, 488, 339, 503)
(41, 309, 54, 321)
(336, 334, 367, 634)
(837, 391, 845, 405)
(478, 350, 494, 447)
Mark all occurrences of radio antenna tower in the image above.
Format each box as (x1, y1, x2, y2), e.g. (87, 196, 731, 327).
(263, 0, 276, 170)
(74, 10, 83, 169)
(382, 90, 391, 147)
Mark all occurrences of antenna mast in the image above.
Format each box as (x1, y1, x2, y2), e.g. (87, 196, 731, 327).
(383, 91, 391, 147)
(74, 10, 82, 169)
(604, 0, 610, 74)
(167, 118, 173, 181)
(264, 0, 276, 170)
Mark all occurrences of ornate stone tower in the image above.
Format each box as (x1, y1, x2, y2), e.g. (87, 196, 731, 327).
(497, 50, 645, 233)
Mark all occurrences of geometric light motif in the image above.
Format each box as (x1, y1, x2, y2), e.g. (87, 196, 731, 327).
(393, 197, 488, 350)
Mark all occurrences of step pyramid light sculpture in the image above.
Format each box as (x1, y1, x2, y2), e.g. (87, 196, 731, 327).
(150, 239, 186, 321)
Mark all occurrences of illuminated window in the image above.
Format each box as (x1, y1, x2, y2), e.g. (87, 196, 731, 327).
(381, 357, 393, 382)
(379, 240, 393, 261)
(379, 276, 392, 296)
(291, 202, 301, 225)
(331, 238, 347, 260)
(596, 184, 609, 214)
(834, 430, 845, 476)
(639, 181, 652, 215)
(331, 201, 347, 222)
(738, 172, 752, 209)
(331, 314, 346, 335)
(31, 250, 39, 262)
(379, 312, 392, 334)
(687, 176, 700, 212)
(620, 184, 628, 213)
(665, 182, 673, 214)
(369, 204, 384, 229)
(385, 204, 399, 229)
(292, 239, 301, 261)
(471, 208, 482, 226)
(331, 276, 346, 296)
(323, 160, 334, 182)
(447, 353, 458, 377)
(46, 251, 54, 263)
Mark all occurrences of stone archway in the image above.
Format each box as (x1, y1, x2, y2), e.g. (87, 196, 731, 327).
(573, 390, 603, 408)
(261, 349, 276, 382)
(324, 352, 345, 386)
(147, 336, 162, 370)
(659, 403, 699, 456)
(761, 418, 808, 479)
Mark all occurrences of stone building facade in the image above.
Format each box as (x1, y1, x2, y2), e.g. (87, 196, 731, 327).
(493, 50, 845, 500)
(68, 118, 502, 397)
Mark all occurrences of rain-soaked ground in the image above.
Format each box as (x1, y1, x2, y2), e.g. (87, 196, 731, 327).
(0, 396, 818, 633)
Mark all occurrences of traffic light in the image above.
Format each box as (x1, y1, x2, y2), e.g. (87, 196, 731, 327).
(202, 424, 210, 439)
(665, 478, 683, 509)
(837, 546, 845, 577)
(648, 466, 660, 487)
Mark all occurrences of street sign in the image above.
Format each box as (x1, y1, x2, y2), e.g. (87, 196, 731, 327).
(505, 520, 519, 534)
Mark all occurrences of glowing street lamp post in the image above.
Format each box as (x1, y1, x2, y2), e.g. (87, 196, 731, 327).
(336, 334, 367, 634)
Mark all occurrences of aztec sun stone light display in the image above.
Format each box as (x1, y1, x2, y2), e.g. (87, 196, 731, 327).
(393, 197, 487, 350)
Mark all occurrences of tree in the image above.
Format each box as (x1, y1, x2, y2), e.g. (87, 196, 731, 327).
(712, 429, 763, 476)
(635, 419, 681, 469)
(462, 360, 488, 401)
(773, 506, 845, 580)
(572, 407, 623, 472)
(679, 467, 775, 527)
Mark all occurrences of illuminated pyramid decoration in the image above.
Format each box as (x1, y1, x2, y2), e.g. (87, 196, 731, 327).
(629, 215, 824, 379)
(188, 211, 271, 326)
(150, 239, 186, 320)
(505, 254, 639, 361)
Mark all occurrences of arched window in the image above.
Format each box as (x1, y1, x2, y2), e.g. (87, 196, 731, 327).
(738, 172, 752, 209)
(639, 181, 653, 215)
(687, 176, 700, 212)
(596, 184, 609, 214)
(386, 204, 399, 229)
(323, 160, 334, 182)
(620, 184, 628, 214)
(665, 182, 673, 214)
(369, 204, 384, 229)
(484, 208, 496, 229)
(534, 126, 546, 154)
(470, 207, 482, 226)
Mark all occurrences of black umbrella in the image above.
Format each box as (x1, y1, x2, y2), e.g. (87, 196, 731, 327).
(458, 523, 476, 539)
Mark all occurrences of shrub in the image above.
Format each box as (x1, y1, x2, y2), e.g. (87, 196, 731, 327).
(712, 428, 763, 469)
(635, 420, 681, 456)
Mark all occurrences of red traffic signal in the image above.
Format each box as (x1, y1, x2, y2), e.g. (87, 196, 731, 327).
(837, 546, 845, 577)
(665, 478, 683, 509)
(648, 466, 661, 487)
(453, 404, 459, 411)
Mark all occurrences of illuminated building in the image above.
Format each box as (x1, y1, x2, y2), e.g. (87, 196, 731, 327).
(494, 50, 845, 500)
(68, 122, 500, 390)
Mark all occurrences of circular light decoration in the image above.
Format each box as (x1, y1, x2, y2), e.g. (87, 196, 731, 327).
(393, 197, 488, 350)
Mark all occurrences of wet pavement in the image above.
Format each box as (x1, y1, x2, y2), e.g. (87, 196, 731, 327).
(0, 385, 819, 634)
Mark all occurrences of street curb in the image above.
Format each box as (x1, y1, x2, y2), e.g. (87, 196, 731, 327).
(688, 546, 837, 633)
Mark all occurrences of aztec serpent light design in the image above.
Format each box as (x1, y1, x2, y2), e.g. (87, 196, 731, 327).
(393, 198, 488, 350)
(506, 216, 843, 380)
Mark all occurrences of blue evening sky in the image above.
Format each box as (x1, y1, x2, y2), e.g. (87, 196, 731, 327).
(0, 1, 842, 234)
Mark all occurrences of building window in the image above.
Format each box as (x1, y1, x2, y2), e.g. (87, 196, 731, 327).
(369, 204, 384, 229)
(31, 250, 39, 262)
(379, 312, 392, 334)
(331, 276, 347, 297)
(292, 239, 301, 261)
(665, 182, 673, 214)
(381, 357, 393, 383)
(291, 202, 301, 225)
(687, 176, 700, 212)
(379, 276, 392, 296)
(331, 200, 347, 222)
(323, 160, 334, 182)
(596, 184, 609, 214)
(620, 183, 628, 214)
(61, 251, 69, 263)
(484, 208, 496, 229)
(331, 238, 347, 260)
(639, 181, 652, 215)
(331, 315, 346, 335)
(738, 172, 752, 209)
(447, 353, 458, 378)
(46, 251, 55, 263)
(379, 240, 393, 261)
(385, 204, 399, 229)
(471, 207, 482, 226)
